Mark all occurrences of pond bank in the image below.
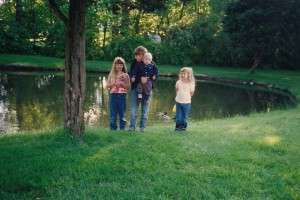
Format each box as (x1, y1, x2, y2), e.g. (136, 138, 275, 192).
(1, 54, 299, 102)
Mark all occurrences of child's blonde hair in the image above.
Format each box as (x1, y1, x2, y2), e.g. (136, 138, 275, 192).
(179, 67, 195, 84)
(144, 52, 153, 61)
(108, 57, 127, 83)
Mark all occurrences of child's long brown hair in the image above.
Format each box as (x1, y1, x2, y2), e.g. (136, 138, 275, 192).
(108, 57, 127, 83)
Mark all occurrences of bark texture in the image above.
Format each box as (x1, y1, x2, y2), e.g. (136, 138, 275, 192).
(48, 0, 87, 138)
(64, 0, 87, 137)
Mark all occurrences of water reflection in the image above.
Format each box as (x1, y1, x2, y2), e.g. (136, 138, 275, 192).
(0, 72, 294, 134)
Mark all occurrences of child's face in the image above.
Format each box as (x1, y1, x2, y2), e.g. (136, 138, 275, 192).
(135, 53, 143, 62)
(115, 63, 124, 72)
(143, 56, 151, 65)
(180, 72, 189, 81)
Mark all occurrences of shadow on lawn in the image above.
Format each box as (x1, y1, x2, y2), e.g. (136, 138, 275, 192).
(0, 129, 130, 198)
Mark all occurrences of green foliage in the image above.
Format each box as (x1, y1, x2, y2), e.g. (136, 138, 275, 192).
(0, 21, 34, 54)
(102, 35, 158, 62)
(163, 15, 232, 65)
(224, 0, 300, 69)
(41, 22, 65, 58)
(0, 0, 299, 69)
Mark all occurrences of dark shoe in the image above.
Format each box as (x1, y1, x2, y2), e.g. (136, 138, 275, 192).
(139, 128, 145, 133)
(183, 122, 187, 129)
(175, 127, 182, 131)
(128, 127, 135, 132)
(176, 124, 187, 132)
(175, 124, 179, 131)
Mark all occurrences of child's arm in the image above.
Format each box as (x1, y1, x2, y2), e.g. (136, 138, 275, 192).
(131, 76, 136, 83)
(129, 62, 136, 83)
(151, 64, 159, 81)
(175, 81, 179, 94)
(118, 74, 130, 90)
(190, 82, 195, 96)
(106, 76, 115, 90)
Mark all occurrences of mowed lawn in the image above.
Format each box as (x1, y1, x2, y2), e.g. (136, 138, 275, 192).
(0, 107, 299, 199)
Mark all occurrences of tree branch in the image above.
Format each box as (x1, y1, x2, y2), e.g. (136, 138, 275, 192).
(48, 0, 68, 25)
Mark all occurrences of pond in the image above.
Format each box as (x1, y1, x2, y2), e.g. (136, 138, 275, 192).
(0, 71, 295, 134)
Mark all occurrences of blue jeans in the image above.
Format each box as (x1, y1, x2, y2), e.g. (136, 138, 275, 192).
(175, 102, 191, 129)
(109, 93, 127, 130)
(129, 89, 151, 130)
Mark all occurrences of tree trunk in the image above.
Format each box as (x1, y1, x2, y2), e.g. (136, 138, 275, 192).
(31, 0, 37, 48)
(179, 2, 186, 20)
(15, 0, 22, 23)
(248, 50, 262, 74)
(134, 11, 142, 34)
(64, 0, 86, 138)
(102, 22, 107, 47)
(156, 15, 164, 34)
(111, 17, 119, 39)
(120, 0, 130, 35)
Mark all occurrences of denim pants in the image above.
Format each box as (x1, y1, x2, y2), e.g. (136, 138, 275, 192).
(175, 102, 191, 129)
(109, 93, 127, 130)
(129, 89, 151, 130)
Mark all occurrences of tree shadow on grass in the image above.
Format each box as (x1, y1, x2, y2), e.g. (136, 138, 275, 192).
(0, 128, 131, 199)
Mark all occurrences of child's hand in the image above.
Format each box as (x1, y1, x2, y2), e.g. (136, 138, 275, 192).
(131, 77, 136, 83)
(141, 77, 148, 84)
(152, 75, 156, 80)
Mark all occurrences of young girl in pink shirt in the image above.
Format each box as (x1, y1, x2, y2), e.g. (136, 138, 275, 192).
(175, 67, 195, 131)
(106, 57, 130, 130)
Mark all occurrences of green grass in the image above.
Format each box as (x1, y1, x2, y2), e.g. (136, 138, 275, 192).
(1, 54, 300, 199)
(0, 54, 112, 71)
(0, 107, 299, 199)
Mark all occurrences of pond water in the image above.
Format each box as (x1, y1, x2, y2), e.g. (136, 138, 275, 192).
(0, 72, 294, 134)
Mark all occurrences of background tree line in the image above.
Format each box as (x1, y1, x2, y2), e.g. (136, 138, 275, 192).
(0, 0, 299, 70)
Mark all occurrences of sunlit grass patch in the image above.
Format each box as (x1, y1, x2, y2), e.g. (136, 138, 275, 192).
(261, 135, 281, 146)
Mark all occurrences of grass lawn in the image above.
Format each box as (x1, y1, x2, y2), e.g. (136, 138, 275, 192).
(0, 107, 299, 199)
(0, 54, 300, 199)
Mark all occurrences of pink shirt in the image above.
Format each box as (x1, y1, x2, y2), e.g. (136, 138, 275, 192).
(175, 80, 195, 103)
(110, 86, 128, 94)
